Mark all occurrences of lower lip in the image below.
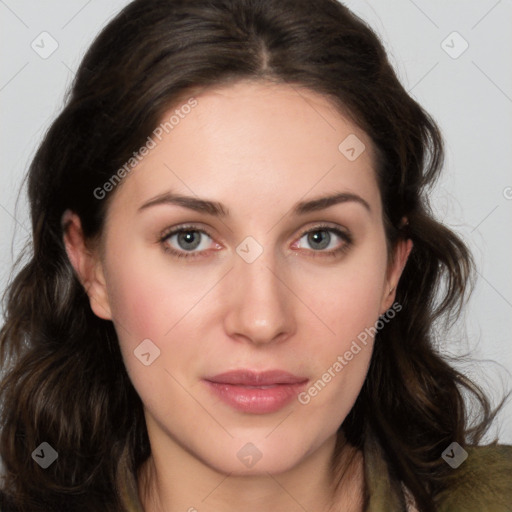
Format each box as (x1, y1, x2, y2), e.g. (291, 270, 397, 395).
(204, 381, 307, 414)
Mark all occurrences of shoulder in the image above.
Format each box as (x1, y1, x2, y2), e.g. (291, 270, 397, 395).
(437, 444, 512, 512)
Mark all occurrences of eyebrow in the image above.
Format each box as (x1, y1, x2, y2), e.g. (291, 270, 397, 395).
(138, 190, 371, 216)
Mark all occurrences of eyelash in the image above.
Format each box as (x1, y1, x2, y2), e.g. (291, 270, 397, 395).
(159, 223, 352, 260)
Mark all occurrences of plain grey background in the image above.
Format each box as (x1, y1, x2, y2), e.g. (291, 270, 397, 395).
(1, 0, 511, 444)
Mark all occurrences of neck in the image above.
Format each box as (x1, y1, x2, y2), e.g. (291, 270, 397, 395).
(138, 433, 364, 512)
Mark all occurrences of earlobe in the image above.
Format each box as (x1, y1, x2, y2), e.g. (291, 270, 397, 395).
(61, 210, 112, 320)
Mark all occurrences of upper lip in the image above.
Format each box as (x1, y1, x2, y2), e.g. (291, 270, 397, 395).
(205, 370, 308, 386)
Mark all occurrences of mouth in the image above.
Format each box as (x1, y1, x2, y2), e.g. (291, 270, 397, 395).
(203, 370, 309, 414)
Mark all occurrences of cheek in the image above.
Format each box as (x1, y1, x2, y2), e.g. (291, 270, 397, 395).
(304, 243, 388, 347)
(100, 244, 174, 384)
(294, 240, 388, 411)
(105, 261, 162, 341)
(104, 242, 204, 341)
(102, 245, 212, 393)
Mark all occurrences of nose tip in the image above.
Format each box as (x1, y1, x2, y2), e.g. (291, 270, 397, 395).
(223, 257, 295, 346)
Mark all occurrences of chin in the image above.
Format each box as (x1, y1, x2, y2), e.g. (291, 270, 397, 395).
(196, 433, 319, 476)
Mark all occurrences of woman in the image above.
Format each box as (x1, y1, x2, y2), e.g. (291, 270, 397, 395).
(0, 0, 510, 511)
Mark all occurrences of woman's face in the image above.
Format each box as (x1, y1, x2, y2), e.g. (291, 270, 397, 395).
(84, 80, 407, 475)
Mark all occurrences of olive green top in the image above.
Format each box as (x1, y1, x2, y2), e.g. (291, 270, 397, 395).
(116, 437, 512, 511)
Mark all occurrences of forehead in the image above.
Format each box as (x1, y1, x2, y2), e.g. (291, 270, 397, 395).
(106, 80, 381, 220)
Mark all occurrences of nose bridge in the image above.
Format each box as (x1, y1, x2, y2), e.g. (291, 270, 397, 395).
(224, 240, 294, 344)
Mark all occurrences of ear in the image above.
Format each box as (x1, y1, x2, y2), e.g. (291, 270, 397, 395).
(61, 210, 112, 320)
(380, 236, 413, 315)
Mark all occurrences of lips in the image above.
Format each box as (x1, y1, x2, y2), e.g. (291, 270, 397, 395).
(204, 370, 308, 414)
(206, 370, 308, 386)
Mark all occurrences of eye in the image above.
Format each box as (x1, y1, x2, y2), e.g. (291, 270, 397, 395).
(160, 225, 217, 258)
(159, 223, 352, 260)
(294, 225, 352, 257)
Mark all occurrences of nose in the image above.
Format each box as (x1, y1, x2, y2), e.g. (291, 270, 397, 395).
(223, 249, 296, 346)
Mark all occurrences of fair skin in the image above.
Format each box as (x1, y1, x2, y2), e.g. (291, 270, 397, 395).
(64, 80, 412, 512)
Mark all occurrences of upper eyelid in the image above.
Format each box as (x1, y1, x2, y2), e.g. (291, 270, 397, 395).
(160, 223, 213, 239)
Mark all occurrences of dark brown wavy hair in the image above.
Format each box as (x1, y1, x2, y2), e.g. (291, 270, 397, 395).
(0, 0, 502, 510)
